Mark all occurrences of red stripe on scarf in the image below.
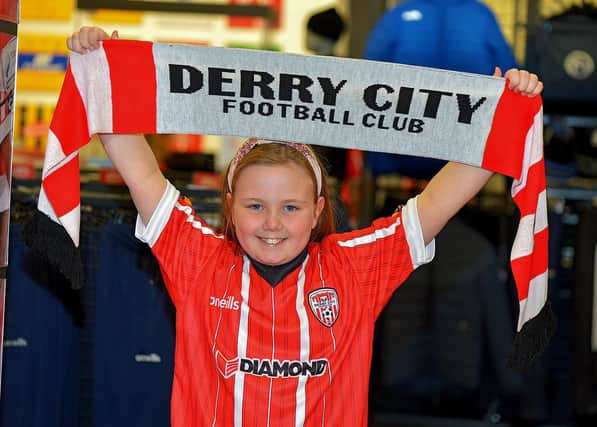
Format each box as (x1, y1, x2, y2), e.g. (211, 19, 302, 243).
(514, 160, 547, 216)
(510, 227, 549, 300)
(43, 64, 89, 217)
(481, 81, 542, 178)
(42, 155, 80, 217)
(103, 40, 157, 133)
(50, 65, 91, 155)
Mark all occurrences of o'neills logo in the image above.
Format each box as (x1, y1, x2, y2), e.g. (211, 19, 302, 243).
(308, 288, 340, 327)
(210, 295, 240, 311)
(216, 351, 328, 379)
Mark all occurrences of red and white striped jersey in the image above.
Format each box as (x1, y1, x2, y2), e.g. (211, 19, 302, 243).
(136, 181, 434, 427)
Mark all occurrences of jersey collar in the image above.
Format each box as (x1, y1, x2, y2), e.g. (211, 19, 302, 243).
(247, 248, 308, 287)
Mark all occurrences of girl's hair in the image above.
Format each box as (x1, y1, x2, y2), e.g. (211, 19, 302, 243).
(221, 141, 336, 244)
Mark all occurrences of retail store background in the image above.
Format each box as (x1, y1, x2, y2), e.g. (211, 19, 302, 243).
(2, 1, 597, 427)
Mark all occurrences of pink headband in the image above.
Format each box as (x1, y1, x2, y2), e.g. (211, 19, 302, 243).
(227, 138, 323, 195)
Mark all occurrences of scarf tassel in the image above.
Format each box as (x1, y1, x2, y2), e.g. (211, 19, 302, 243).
(22, 211, 84, 290)
(507, 300, 557, 370)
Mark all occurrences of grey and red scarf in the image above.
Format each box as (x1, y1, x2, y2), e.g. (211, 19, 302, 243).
(25, 40, 554, 369)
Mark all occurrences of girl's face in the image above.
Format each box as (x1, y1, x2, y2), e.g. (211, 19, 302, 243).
(228, 162, 325, 266)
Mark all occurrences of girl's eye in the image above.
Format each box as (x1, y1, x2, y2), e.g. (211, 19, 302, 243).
(247, 203, 263, 211)
(283, 205, 299, 213)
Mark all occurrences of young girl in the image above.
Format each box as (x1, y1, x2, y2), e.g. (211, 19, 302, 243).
(68, 27, 543, 427)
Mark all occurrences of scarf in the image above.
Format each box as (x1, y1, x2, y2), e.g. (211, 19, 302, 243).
(24, 39, 554, 369)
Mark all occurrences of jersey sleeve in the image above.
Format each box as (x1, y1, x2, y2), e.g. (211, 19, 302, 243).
(135, 180, 225, 305)
(401, 195, 435, 269)
(331, 196, 434, 316)
(135, 180, 180, 246)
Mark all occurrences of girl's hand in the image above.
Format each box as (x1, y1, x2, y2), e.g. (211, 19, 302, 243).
(493, 66, 543, 97)
(66, 27, 119, 54)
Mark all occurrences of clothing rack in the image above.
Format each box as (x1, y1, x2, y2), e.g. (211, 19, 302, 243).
(2, 178, 222, 427)
(11, 175, 223, 227)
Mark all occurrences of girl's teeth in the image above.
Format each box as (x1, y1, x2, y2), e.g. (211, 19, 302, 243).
(264, 238, 282, 244)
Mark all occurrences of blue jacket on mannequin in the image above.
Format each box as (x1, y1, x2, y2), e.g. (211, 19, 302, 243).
(363, 0, 518, 179)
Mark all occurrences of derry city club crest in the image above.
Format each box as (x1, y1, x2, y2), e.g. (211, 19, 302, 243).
(308, 288, 340, 327)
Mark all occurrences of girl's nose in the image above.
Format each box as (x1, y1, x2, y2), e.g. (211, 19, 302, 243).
(263, 211, 283, 230)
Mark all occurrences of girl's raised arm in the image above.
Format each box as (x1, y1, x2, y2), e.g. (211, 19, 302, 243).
(68, 27, 167, 224)
(99, 134, 167, 226)
(417, 67, 543, 245)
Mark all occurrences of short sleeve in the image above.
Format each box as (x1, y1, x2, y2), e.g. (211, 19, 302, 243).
(329, 195, 434, 316)
(135, 180, 179, 247)
(402, 195, 435, 268)
(133, 180, 224, 305)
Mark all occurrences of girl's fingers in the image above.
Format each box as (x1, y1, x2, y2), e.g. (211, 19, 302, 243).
(525, 74, 538, 96)
(516, 70, 530, 92)
(505, 69, 519, 90)
(78, 27, 92, 51)
(534, 80, 544, 96)
(67, 27, 113, 53)
(503, 69, 543, 97)
(68, 34, 84, 53)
